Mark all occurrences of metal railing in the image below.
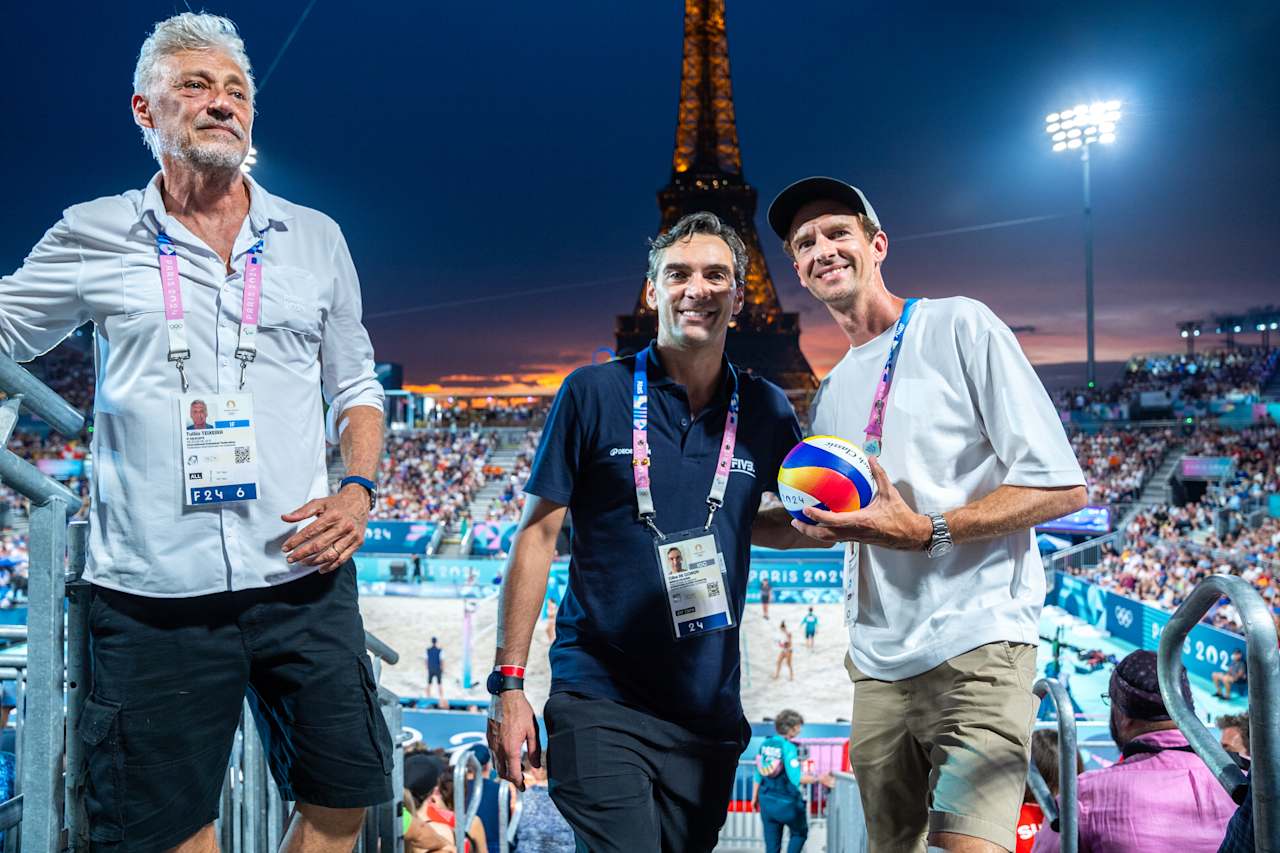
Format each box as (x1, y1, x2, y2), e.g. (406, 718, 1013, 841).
(451, 749, 484, 853)
(212, 630, 405, 853)
(1157, 574, 1279, 852)
(717, 757, 843, 848)
(496, 779, 521, 853)
(1042, 531, 1121, 577)
(1027, 678, 1078, 853)
(825, 772, 869, 853)
(0, 353, 88, 853)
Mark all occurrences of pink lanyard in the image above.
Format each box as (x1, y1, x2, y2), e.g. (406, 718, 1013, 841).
(632, 346, 740, 538)
(156, 231, 264, 392)
(862, 298, 919, 457)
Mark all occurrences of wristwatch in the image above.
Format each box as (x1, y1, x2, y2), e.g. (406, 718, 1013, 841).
(339, 475, 377, 510)
(925, 512, 953, 559)
(485, 665, 526, 724)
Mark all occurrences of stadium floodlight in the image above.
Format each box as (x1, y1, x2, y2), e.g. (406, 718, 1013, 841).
(1043, 98, 1125, 388)
(240, 146, 259, 175)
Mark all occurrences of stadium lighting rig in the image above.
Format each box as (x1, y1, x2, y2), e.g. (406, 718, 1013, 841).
(1045, 100, 1122, 389)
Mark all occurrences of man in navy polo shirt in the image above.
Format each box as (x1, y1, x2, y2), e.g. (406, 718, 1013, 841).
(486, 212, 807, 851)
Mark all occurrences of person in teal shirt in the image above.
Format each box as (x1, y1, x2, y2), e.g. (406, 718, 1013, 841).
(801, 607, 818, 650)
(752, 709, 831, 853)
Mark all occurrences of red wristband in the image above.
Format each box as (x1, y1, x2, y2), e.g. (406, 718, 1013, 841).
(497, 664, 526, 678)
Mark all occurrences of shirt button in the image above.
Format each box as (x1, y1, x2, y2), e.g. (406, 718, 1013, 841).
(681, 418, 689, 427)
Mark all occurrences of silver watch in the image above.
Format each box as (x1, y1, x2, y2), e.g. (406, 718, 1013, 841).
(925, 512, 953, 559)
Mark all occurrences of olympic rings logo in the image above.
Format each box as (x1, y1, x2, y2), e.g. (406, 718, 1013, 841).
(1113, 607, 1134, 628)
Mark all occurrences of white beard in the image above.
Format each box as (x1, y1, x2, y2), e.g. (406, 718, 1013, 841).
(157, 124, 247, 171)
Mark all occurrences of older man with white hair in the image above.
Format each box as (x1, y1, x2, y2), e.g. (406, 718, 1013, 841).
(0, 13, 390, 852)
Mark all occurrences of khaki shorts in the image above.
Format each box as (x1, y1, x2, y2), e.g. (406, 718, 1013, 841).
(846, 642, 1039, 852)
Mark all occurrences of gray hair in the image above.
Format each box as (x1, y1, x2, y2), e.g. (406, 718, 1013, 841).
(774, 709, 804, 735)
(647, 212, 749, 290)
(133, 13, 255, 161)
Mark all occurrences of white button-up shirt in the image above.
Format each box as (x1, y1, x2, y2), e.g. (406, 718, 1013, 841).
(0, 173, 384, 597)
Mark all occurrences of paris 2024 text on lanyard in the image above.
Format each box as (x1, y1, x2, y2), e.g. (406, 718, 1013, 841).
(843, 297, 919, 626)
(158, 231, 263, 507)
(632, 346, 738, 640)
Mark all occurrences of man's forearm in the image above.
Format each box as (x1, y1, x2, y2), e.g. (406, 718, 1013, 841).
(337, 405, 384, 480)
(752, 502, 825, 550)
(945, 484, 1086, 546)
(495, 520, 558, 667)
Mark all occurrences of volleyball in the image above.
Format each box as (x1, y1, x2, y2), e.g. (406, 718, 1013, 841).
(777, 436, 877, 524)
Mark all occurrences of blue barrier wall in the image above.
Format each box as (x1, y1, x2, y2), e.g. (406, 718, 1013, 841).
(359, 520, 437, 554)
(1047, 571, 1246, 682)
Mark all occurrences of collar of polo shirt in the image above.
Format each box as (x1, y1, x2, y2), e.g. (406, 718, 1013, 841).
(641, 341, 737, 402)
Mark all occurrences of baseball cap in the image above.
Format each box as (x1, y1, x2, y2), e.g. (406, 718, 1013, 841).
(766, 176, 881, 243)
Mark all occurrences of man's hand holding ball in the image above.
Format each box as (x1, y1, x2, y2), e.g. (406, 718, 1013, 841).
(778, 436, 931, 550)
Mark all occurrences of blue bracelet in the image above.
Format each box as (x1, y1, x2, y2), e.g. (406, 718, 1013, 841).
(339, 475, 377, 509)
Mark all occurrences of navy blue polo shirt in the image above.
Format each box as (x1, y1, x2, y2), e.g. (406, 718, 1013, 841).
(525, 345, 801, 739)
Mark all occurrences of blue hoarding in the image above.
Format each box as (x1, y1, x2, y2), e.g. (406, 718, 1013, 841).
(1037, 505, 1111, 536)
(359, 521, 437, 554)
(1046, 571, 1245, 683)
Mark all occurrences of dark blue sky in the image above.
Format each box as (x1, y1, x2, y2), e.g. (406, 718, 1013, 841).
(4, 2, 1277, 391)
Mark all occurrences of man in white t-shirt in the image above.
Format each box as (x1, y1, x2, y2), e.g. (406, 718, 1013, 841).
(765, 177, 1087, 853)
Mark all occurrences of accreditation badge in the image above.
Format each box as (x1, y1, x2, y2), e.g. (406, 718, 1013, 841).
(842, 542, 859, 626)
(179, 393, 260, 506)
(656, 527, 734, 640)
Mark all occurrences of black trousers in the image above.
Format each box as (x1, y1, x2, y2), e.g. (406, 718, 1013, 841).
(543, 692, 745, 853)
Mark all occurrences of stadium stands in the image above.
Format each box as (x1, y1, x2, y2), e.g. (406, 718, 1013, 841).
(1070, 426, 1175, 506)
(1056, 346, 1279, 419)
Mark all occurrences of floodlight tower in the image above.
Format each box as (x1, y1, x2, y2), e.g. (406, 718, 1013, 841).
(1045, 100, 1122, 388)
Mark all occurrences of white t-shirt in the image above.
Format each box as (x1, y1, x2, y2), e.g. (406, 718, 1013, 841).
(810, 297, 1085, 681)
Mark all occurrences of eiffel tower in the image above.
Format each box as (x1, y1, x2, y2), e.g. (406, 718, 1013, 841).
(615, 0, 818, 397)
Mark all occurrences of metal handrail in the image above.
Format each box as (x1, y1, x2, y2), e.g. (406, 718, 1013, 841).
(452, 750, 483, 853)
(1157, 574, 1278, 852)
(1028, 678, 1078, 853)
(0, 451, 81, 516)
(364, 631, 400, 665)
(0, 356, 86, 438)
(497, 779, 522, 853)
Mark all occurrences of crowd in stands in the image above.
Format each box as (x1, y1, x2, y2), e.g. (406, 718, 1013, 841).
(374, 430, 503, 524)
(0, 534, 27, 609)
(1070, 427, 1174, 506)
(402, 742, 574, 852)
(478, 431, 538, 523)
(1056, 346, 1279, 419)
(1028, 650, 1246, 852)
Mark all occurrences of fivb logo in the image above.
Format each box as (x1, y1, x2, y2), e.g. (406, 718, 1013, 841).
(1113, 606, 1134, 628)
(730, 457, 756, 478)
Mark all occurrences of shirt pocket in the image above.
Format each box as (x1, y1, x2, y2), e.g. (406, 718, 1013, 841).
(258, 266, 323, 340)
(117, 253, 165, 317)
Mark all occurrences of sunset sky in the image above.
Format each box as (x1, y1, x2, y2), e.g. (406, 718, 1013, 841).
(3, 2, 1276, 396)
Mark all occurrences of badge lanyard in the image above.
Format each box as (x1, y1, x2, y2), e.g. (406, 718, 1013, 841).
(861, 298, 919, 457)
(157, 231, 264, 393)
(632, 346, 739, 540)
